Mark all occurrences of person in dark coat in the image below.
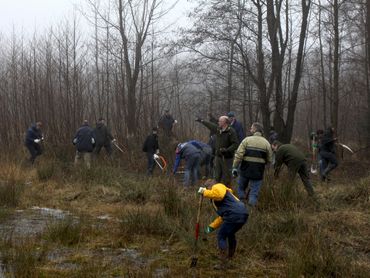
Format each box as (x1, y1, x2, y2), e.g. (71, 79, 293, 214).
(93, 118, 114, 156)
(271, 141, 315, 197)
(158, 110, 177, 137)
(227, 112, 245, 143)
(196, 116, 239, 186)
(142, 127, 159, 176)
(73, 120, 95, 169)
(173, 142, 201, 186)
(25, 122, 43, 164)
(198, 179, 248, 269)
(319, 127, 338, 181)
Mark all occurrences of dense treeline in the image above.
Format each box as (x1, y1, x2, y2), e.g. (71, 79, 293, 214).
(0, 0, 369, 150)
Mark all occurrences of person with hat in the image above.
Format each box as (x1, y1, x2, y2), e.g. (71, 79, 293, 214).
(227, 112, 245, 143)
(25, 121, 44, 164)
(142, 127, 160, 176)
(93, 118, 115, 157)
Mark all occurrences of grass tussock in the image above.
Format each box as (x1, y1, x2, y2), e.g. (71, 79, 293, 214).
(286, 230, 356, 277)
(37, 162, 55, 181)
(258, 175, 307, 211)
(0, 163, 25, 207)
(44, 217, 84, 246)
(0, 238, 45, 278)
(119, 208, 173, 240)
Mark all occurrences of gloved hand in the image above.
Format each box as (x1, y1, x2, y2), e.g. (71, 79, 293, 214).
(41, 137, 44, 141)
(156, 149, 160, 155)
(219, 147, 227, 153)
(232, 168, 238, 178)
(195, 117, 202, 122)
(34, 139, 41, 144)
(198, 187, 206, 194)
(112, 138, 116, 143)
(204, 226, 215, 234)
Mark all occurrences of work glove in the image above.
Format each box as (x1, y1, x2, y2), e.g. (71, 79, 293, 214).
(232, 168, 238, 178)
(34, 139, 41, 144)
(41, 137, 44, 141)
(198, 187, 206, 195)
(156, 149, 160, 155)
(112, 139, 116, 143)
(204, 226, 215, 234)
(195, 117, 202, 122)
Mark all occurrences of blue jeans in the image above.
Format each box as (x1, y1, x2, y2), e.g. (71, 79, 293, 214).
(237, 176, 263, 206)
(217, 219, 247, 253)
(184, 154, 201, 186)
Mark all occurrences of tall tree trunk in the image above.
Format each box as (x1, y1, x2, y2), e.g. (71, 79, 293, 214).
(331, 0, 340, 132)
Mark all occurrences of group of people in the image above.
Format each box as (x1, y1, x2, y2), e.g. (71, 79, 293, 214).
(144, 111, 319, 207)
(26, 111, 339, 271)
(25, 118, 115, 168)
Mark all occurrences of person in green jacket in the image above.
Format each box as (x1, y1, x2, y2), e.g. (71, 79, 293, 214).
(196, 116, 239, 186)
(271, 141, 315, 196)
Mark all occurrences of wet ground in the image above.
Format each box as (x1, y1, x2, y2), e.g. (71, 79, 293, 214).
(0, 207, 168, 277)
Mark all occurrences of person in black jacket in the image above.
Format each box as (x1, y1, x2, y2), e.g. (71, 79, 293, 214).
(93, 118, 114, 156)
(73, 120, 95, 169)
(142, 127, 159, 175)
(319, 127, 338, 181)
(25, 122, 43, 164)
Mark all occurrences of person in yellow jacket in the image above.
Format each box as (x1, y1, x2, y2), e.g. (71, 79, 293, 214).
(198, 180, 248, 269)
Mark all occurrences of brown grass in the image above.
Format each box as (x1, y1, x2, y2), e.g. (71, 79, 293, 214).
(0, 154, 369, 277)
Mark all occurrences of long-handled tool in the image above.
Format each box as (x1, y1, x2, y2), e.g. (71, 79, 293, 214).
(153, 154, 167, 171)
(339, 143, 354, 154)
(190, 195, 203, 268)
(310, 133, 318, 174)
(112, 141, 125, 153)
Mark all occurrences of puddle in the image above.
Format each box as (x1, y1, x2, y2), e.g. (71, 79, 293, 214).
(0, 207, 71, 239)
(0, 208, 160, 275)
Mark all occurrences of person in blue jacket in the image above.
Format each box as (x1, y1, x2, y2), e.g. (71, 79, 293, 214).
(188, 140, 213, 178)
(173, 142, 201, 186)
(25, 122, 43, 164)
(73, 120, 95, 169)
(198, 179, 248, 269)
(227, 112, 245, 143)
